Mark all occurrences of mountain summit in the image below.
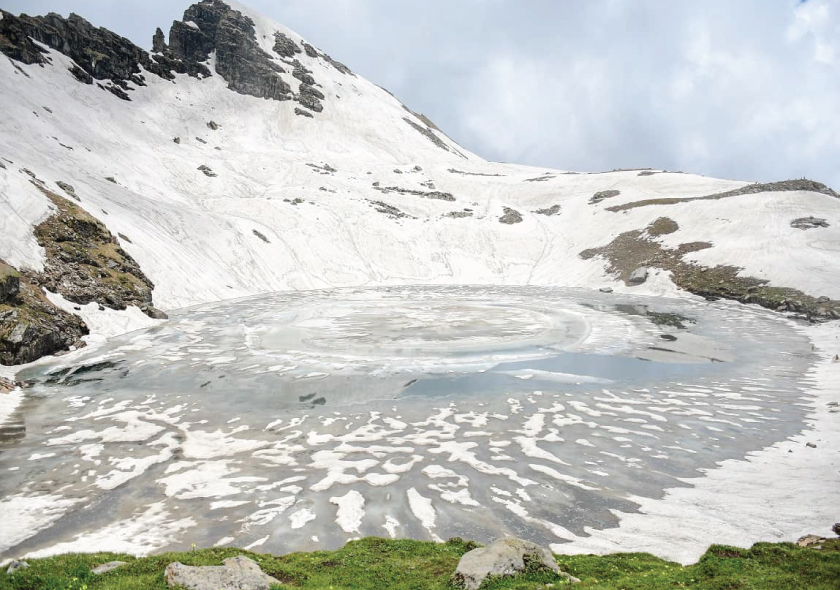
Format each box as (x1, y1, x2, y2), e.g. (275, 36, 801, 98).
(0, 0, 839, 362)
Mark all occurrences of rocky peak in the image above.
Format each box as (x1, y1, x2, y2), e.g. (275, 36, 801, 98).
(0, 8, 210, 99)
(152, 27, 167, 53)
(0, 0, 343, 110)
(168, 0, 292, 102)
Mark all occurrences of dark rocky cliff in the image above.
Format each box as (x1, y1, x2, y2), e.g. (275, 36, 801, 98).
(0, 260, 89, 366)
(0, 177, 167, 366)
(0, 0, 349, 112)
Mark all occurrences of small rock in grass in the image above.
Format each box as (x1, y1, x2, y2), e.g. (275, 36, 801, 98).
(165, 556, 281, 590)
(92, 561, 127, 575)
(798, 534, 827, 547)
(452, 537, 580, 590)
(6, 561, 29, 575)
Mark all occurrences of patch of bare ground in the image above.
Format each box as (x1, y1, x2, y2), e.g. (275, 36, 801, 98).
(580, 217, 840, 321)
(607, 179, 838, 212)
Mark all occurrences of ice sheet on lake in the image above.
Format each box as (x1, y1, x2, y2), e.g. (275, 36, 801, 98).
(0, 286, 815, 559)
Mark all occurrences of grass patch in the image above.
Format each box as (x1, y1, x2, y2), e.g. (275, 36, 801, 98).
(0, 262, 19, 282)
(2, 539, 839, 590)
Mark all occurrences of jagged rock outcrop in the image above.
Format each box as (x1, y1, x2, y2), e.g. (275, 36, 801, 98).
(299, 83, 325, 112)
(152, 27, 167, 53)
(1, 1, 341, 113)
(21, 185, 165, 319)
(0, 271, 89, 366)
(168, 0, 292, 101)
(273, 31, 302, 58)
(0, 9, 209, 100)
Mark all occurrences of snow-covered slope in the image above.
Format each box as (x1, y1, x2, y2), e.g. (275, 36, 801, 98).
(1, 0, 838, 316)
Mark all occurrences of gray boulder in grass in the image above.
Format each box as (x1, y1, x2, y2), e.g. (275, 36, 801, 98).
(453, 537, 580, 589)
(165, 556, 281, 590)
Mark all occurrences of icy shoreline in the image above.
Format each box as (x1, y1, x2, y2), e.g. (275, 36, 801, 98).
(559, 320, 840, 564)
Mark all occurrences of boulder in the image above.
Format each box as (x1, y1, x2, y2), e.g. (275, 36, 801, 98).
(791, 216, 830, 230)
(273, 32, 302, 58)
(629, 267, 649, 285)
(452, 538, 579, 590)
(92, 561, 127, 575)
(6, 561, 29, 575)
(198, 165, 217, 177)
(499, 207, 523, 225)
(798, 534, 827, 548)
(165, 556, 281, 590)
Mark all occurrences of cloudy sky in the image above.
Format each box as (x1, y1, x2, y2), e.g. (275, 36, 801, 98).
(3, 0, 839, 187)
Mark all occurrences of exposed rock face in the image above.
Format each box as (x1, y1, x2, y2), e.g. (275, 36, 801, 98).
(152, 27, 167, 53)
(302, 41, 318, 58)
(629, 266, 650, 285)
(56, 180, 80, 201)
(273, 31, 302, 57)
(22, 186, 164, 318)
(403, 117, 452, 153)
(499, 207, 523, 224)
(2, 1, 342, 114)
(299, 83, 325, 112)
(452, 538, 579, 590)
(373, 185, 455, 202)
(791, 216, 829, 230)
(0, 278, 89, 366)
(169, 0, 292, 101)
(293, 62, 315, 85)
(0, 9, 210, 100)
(534, 204, 561, 216)
(165, 556, 281, 590)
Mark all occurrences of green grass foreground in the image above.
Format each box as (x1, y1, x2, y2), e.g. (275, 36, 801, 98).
(2, 537, 839, 590)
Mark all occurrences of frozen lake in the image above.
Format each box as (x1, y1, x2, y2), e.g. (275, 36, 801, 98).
(0, 286, 816, 558)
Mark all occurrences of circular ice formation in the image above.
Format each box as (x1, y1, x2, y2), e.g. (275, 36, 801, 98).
(256, 298, 589, 361)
